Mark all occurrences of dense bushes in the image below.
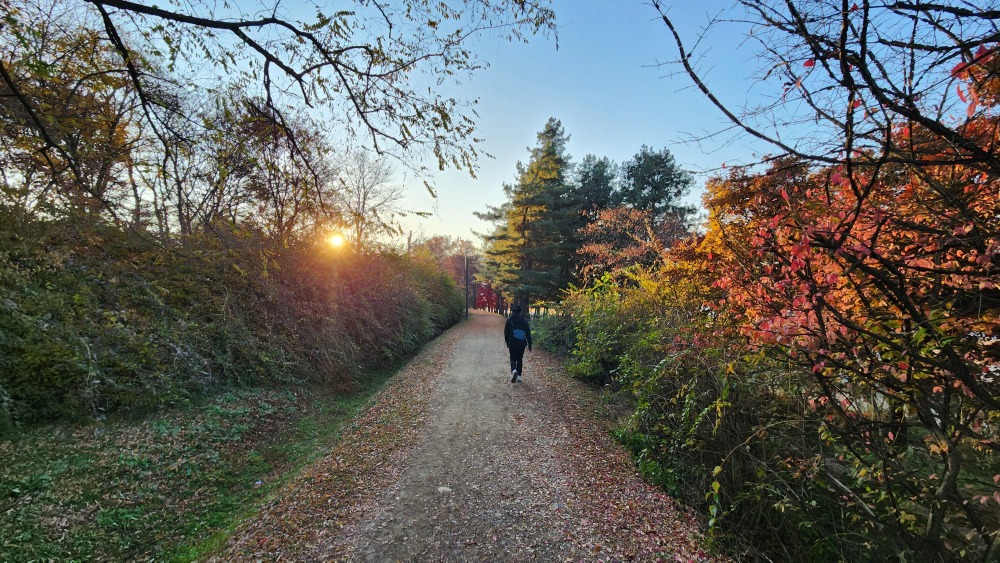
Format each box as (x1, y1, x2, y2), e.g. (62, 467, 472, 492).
(536, 261, 746, 504)
(538, 271, 840, 558)
(537, 242, 1000, 561)
(0, 217, 463, 429)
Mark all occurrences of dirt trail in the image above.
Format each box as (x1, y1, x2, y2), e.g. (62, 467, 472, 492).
(217, 310, 714, 562)
(350, 310, 577, 561)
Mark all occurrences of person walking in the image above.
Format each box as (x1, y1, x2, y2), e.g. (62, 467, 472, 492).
(504, 304, 532, 383)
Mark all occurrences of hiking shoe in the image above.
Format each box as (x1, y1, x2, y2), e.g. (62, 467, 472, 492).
(516, 375, 523, 383)
(511, 369, 518, 383)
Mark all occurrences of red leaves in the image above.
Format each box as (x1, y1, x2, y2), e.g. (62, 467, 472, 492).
(952, 44, 995, 117)
(700, 146, 998, 552)
(804, 58, 815, 68)
(955, 83, 981, 117)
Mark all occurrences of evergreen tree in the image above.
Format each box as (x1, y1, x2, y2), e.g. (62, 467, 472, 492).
(617, 145, 696, 233)
(475, 197, 523, 297)
(574, 154, 618, 219)
(478, 118, 581, 306)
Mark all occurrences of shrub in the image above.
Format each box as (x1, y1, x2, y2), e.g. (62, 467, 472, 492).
(560, 241, 1000, 560)
(0, 216, 463, 429)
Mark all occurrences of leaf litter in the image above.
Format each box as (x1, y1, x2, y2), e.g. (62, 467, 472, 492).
(212, 312, 721, 561)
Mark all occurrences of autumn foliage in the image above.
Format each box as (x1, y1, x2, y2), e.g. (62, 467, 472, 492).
(0, 0, 478, 429)
(541, 17, 1000, 562)
(697, 142, 999, 557)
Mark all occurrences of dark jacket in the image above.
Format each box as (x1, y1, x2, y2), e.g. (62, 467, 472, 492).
(504, 314, 532, 350)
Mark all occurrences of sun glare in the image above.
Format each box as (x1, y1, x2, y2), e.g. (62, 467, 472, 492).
(328, 234, 345, 248)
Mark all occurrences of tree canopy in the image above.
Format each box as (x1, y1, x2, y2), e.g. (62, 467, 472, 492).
(478, 118, 697, 304)
(0, 0, 556, 237)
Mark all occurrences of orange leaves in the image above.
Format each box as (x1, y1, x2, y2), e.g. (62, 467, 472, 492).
(956, 84, 981, 118)
(951, 44, 1000, 112)
(925, 437, 950, 455)
(706, 152, 999, 414)
(951, 222, 975, 236)
(952, 44, 995, 79)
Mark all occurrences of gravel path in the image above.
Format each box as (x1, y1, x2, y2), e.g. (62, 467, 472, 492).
(215, 310, 716, 562)
(350, 309, 578, 561)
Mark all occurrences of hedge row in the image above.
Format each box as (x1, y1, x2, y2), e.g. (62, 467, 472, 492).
(0, 219, 463, 429)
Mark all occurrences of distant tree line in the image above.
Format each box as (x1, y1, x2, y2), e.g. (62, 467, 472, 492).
(0, 0, 553, 246)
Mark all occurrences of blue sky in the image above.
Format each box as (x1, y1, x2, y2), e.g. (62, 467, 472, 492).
(398, 0, 766, 243)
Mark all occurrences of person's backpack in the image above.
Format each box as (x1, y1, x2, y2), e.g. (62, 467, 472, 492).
(512, 328, 527, 341)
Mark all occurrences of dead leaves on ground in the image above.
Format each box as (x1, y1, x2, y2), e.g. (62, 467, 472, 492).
(526, 353, 720, 562)
(213, 324, 720, 562)
(213, 331, 460, 560)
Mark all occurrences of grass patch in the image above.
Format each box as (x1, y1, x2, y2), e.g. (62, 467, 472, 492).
(0, 369, 398, 562)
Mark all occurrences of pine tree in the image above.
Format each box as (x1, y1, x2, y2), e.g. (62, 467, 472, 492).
(478, 118, 582, 306)
(574, 154, 618, 220)
(617, 145, 696, 233)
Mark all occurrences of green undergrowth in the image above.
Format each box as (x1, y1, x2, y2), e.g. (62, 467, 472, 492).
(0, 369, 398, 562)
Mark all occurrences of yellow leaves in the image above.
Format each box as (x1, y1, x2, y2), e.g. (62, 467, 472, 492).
(925, 436, 950, 455)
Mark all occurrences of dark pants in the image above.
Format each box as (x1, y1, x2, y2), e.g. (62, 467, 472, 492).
(509, 343, 526, 374)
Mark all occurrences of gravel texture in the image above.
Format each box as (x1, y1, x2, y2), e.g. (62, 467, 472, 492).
(214, 310, 719, 562)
